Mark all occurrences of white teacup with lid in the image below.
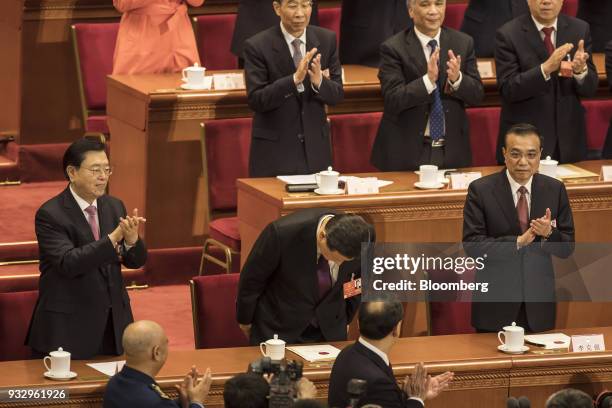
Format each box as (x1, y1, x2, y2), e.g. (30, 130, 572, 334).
(539, 156, 558, 178)
(260, 334, 286, 360)
(182, 63, 206, 87)
(315, 166, 340, 194)
(43, 347, 75, 379)
(498, 322, 525, 352)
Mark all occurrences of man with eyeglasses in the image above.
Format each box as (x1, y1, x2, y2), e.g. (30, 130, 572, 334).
(243, 0, 343, 177)
(463, 123, 575, 333)
(26, 137, 147, 359)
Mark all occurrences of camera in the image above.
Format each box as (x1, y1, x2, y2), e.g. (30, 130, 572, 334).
(249, 357, 304, 408)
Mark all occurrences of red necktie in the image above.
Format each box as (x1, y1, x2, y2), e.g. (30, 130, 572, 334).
(84, 205, 100, 241)
(516, 186, 529, 233)
(542, 27, 555, 56)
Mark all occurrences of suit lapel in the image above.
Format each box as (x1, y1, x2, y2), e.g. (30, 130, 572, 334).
(554, 15, 572, 54)
(271, 25, 297, 77)
(61, 187, 96, 242)
(529, 174, 547, 222)
(96, 196, 115, 237)
(521, 15, 549, 63)
(438, 28, 450, 89)
(405, 29, 428, 75)
(493, 170, 522, 233)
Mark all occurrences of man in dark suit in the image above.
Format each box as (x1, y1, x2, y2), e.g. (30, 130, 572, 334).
(463, 124, 575, 332)
(328, 300, 453, 408)
(244, 0, 343, 177)
(601, 40, 612, 159)
(495, 0, 598, 164)
(339, 0, 413, 67)
(26, 138, 147, 359)
(231, 0, 319, 65)
(460, 0, 529, 57)
(577, 0, 612, 53)
(104, 320, 211, 408)
(371, 0, 484, 172)
(236, 209, 373, 345)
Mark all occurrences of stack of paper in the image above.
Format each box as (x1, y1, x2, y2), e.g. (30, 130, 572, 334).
(286, 345, 341, 362)
(87, 360, 126, 376)
(524, 333, 571, 350)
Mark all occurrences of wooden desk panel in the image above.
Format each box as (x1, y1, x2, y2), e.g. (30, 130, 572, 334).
(237, 161, 612, 336)
(3, 327, 612, 408)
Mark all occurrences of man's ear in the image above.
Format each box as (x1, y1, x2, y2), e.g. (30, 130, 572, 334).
(152, 345, 161, 362)
(66, 166, 76, 181)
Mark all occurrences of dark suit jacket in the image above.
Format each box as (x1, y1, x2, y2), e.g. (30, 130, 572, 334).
(460, 0, 529, 57)
(328, 341, 422, 408)
(371, 27, 484, 171)
(237, 209, 369, 345)
(104, 365, 197, 408)
(462, 171, 575, 332)
(244, 25, 343, 177)
(602, 40, 612, 159)
(339, 0, 413, 67)
(495, 14, 599, 164)
(230, 0, 319, 58)
(577, 0, 612, 52)
(26, 187, 147, 359)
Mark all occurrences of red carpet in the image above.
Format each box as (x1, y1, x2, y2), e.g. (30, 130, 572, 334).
(129, 284, 195, 350)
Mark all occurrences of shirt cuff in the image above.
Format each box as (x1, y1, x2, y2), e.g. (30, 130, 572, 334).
(293, 74, 305, 93)
(422, 74, 437, 94)
(124, 242, 134, 252)
(191, 403, 205, 408)
(573, 67, 588, 83)
(540, 64, 551, 81)
(408, 397, 425, 406)
(311, 73, 322, 93)
(448, 71, 463, 90)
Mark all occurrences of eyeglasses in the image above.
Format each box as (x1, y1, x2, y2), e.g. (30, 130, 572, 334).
(508, 150, 541, 161)
(83, 166, 113, 177)
(285, 1, 313, 11)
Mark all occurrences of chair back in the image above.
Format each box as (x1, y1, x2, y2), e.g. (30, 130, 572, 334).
(562, 0, 578, 17)
(330, 112, 381, 174)
(71, 23, 119, 114)
(583, 100, 612, 151)
(193, 14, 239, 70)
(318, 7, 341, 47)
(426, 268, 476, 335)
(467, 107, 501, 167)
(445, 3, 468, 30)
(0, 290, 38, 361)
(190, 274, 248, 348)
(200, 119, 251, 212)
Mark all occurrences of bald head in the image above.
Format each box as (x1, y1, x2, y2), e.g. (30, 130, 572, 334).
(122, 320, 167, 359)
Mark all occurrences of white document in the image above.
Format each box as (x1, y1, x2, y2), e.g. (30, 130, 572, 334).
(555, 166, 579, 177)
(212, 73, 245, 90)
(450, 172, 481, 190)
(601, 165, 612, 182)
(524, 333, 571, 349)
(277, 174, 317, 184)
(87, 360, 126, 376)
(286, 344, 341, 362)
(477, 61, 495, 78)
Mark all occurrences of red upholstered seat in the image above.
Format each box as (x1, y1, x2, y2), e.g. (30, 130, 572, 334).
(0, 290, 38, 360)
(583, 100, 612, 151)
(330, 112, 381, 173)
(467, 107, 501, 167)
(445, 3, 468, 31)
(318, 7, 341, 47)
(209, 217, 240, 252)
(71, 23, 119, 134)
(193, 14, 238, 70)
(190, 274, 248, 348)
(427, 268, 476, 335)
(199, 118, 251, 274)
(562, 0, 578, 17)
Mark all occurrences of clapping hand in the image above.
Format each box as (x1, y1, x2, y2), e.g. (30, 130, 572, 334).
(542, 43, 574, 76)
(530, 208, 553, 238)
(446, 50, 461, 83)
(119, 208, 146, 246)
(427, 47, 440, 83)
(308, 53, 323, 88)
(294, 47, 318, 85)
(571, 39, 589, 74)
(404, 362, 454, 401)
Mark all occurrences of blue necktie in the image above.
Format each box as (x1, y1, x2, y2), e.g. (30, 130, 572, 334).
(427, 39, 445, 142)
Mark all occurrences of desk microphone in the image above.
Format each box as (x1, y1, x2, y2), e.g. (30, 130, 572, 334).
(595, 391, 612, 408)
(507, 396, 531, 408)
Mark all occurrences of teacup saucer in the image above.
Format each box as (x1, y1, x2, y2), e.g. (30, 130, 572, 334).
(44, 371, 78, 380)
(497, 345, 529, 354)
(180, 83, 210, 90)
(314, 188, 344, 195)
(414, 181, 444, 190)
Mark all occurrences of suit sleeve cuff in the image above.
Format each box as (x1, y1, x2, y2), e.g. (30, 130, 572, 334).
(408, 397, 425, 406)
(573, 68, 588, 83)
(540, 65, 551, 81)
(422, 74, 437, 94)
(448, 71, 463, 90)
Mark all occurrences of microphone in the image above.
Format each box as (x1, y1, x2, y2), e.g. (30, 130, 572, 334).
(518, 396, 531, 408)
(507, 396, 531, 408)
(346, 379, 367, 408)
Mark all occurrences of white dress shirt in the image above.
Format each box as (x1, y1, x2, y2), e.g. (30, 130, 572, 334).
(506, 170, 533, 214)
(69, 185, 99, 225)
(413, 27, 462, 138)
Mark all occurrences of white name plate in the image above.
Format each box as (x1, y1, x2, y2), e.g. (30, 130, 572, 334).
(450, 172, 481, 190)
(601, 165, 612, 182)
(212, 73, 245, 90)
(571, 334, 605, 353)
(477, 60, 495, 78)
(346, 177, 379, 195)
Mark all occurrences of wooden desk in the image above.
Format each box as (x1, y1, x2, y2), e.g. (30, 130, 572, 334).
(2, 327, 612, 408)
(237, 161, 612, 336)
